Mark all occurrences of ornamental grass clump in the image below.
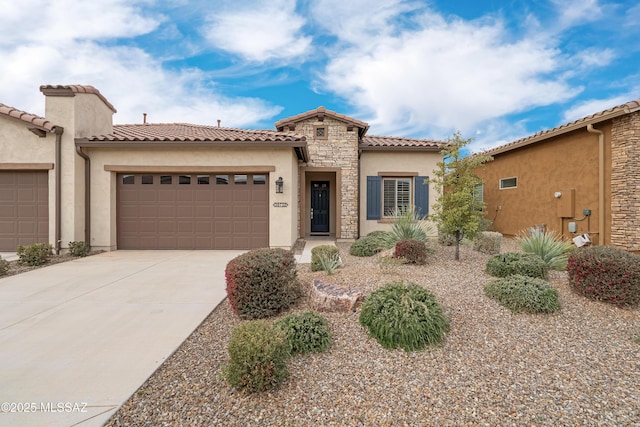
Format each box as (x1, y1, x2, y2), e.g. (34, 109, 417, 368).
(275, 311, 332, 355)
(484, 274, 561, 314)
(516, 229, 574, 270)
(567, 246, 640, 306)
(225, 248, 301, 320)
(359, 281, 450, 352)
(310, 245, 342, 274)
(383, 207, 433, 246)
(485, 252, 549, 279)
(222, 320, 290, 393)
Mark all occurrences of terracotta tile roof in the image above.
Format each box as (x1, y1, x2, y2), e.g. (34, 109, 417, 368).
(40, 84, 117, 113)
(275, 106, 369, 132)
(0, 102, 56, 131)
(360, 135, 445, 150)
(483, 98, 640, 156)
(86, 123, 306, 143)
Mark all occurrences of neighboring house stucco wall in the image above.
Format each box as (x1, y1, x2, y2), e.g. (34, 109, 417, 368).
(359, 151, 440, 237)
(86, 146, 299, 251)
(610, 111, 640, 251)
(476, 124, 614, 245)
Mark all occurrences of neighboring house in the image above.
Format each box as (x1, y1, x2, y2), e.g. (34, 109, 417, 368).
(475, 98, 640, 252)
(0, 85, 444, 252)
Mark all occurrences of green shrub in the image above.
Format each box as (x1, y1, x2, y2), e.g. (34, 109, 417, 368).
(275, 311, 332, 355)
(359, 281, 450, 351)
(366, 231, 395, 249)
(68, 241, 90, 257)
(0, 257, 8, 276)
(394, 239, 428, 265)
(473, 231, 502, 255)
(16, 243, 52, 266)
(484, 274, 561, 313)
(567, 246, 640, 306)
(225, 248, 301, 320)
(485, 252, 549, 279)
(222, 320, 290, 392)
(311, 245, 341, 273)
(350, 236, 385, 257)
(516, 230, 574, 270)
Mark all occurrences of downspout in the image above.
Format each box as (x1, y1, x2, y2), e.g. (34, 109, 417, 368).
(75, 143, 91, 248)
(587, 124, 605, 245)
(53, 127, 64, 255)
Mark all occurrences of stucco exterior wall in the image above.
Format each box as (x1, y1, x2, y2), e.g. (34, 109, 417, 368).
(359, 150, 440, 237)
(476, 125, 613, 245)
(44, 92, 114, 249)
(86, 146, 299, 250)
(610, 111, 640, 251)
(0, 117, 56, 244)
(294, 117, 359, 240)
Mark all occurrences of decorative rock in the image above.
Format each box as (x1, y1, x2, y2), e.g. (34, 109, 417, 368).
(309, 279, 363, 312)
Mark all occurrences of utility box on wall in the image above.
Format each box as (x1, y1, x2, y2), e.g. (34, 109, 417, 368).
(557, 189, 575, 218)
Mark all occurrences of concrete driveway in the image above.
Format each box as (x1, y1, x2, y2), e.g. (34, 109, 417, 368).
(0, 250, 243, 427)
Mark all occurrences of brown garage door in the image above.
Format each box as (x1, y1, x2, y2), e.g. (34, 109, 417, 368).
(0, 171, 49, 251)
(117, 173, 269, 250)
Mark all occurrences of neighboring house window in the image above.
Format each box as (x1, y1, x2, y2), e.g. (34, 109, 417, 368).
(383, 178, 411, 217)
(500, 177, 517, 189)
(366, 176, 430, 220)
(474, 183, 484, 203)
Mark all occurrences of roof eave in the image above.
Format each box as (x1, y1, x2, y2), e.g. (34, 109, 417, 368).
(359, 145, 442, 152)
(75, 138, 308, 149)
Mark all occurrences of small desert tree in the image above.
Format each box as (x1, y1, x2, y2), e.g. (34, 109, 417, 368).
(431, 132, 493, 260)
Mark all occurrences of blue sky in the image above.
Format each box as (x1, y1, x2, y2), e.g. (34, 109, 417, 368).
(1, 0, 638, 152)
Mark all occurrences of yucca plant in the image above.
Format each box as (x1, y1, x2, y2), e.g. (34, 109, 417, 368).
(382, 207, 433, 246)
(516, 229, 574, 270)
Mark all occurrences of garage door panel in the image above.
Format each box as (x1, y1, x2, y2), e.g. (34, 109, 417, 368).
(0, 171, 49, 251)
(117, 173, 268, 250)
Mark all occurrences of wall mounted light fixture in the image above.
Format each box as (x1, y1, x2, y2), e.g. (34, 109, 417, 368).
(275, 177, 284, 194)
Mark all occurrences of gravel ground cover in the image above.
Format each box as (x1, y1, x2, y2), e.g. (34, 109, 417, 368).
(106, 240, 640, 426)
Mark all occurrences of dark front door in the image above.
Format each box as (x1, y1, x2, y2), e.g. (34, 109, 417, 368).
(311, 181, 330, 233)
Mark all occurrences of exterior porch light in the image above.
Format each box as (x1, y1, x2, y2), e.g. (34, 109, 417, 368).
(275, 177, 284, 194)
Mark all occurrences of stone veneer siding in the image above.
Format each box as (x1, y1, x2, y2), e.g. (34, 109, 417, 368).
(610, 111, 640, 251)
(296, 117, 359, 240)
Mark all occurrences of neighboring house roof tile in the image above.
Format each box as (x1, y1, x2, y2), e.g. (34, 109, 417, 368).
(0, 102, 57, 132)
(275, 106, 369, 132)
(361, 135, 444, 150)
(483, 98, 640, 156)
(40, 84, 117, 113)
(85, 123, 306, 142)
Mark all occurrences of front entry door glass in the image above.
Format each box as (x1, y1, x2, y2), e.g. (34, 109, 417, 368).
(311, 181, 330, 233)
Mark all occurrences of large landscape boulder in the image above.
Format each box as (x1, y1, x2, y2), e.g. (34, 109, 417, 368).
(309, 279, 363, 312)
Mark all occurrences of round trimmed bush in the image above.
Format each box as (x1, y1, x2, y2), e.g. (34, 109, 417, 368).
(394, 239, 428, 265)
(359, 281, 450, 351)
(225, 248, 301, 320)
(485, 252, 549, 279)
(484, 274, 560, 313)
(275, 311, 332, 355)
(222, 320, 290, 392)
(349, 236, 385, 257)
(567, 246, 640, 306)
(310, 245, 341, 272)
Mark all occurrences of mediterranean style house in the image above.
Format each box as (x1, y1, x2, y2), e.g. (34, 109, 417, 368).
(476, 98, 640, 253)
(0, 85, 443, 252)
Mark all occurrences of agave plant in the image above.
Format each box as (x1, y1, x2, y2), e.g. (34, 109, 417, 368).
(515, 229, 574, 270)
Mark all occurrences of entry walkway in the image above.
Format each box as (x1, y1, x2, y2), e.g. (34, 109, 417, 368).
(0, 250, 242, 427)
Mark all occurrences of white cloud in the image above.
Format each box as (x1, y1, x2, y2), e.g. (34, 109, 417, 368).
(202, 0, 311, 63)
(0, 0, 283, 128)
(549, 0, 603, 29)
(321, 13, 578, 136)
(562, 94, 633, 122)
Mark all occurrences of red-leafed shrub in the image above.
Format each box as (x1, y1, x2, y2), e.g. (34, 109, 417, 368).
(394, 239, 429, 265)
(225, 248, 301, 319)
(567, 246, 640, 306)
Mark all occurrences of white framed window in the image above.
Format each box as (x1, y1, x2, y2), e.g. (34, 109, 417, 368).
(474, 183, 484, 202)
(383, 178, 411, 217)
(500, 177, 517, 189)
